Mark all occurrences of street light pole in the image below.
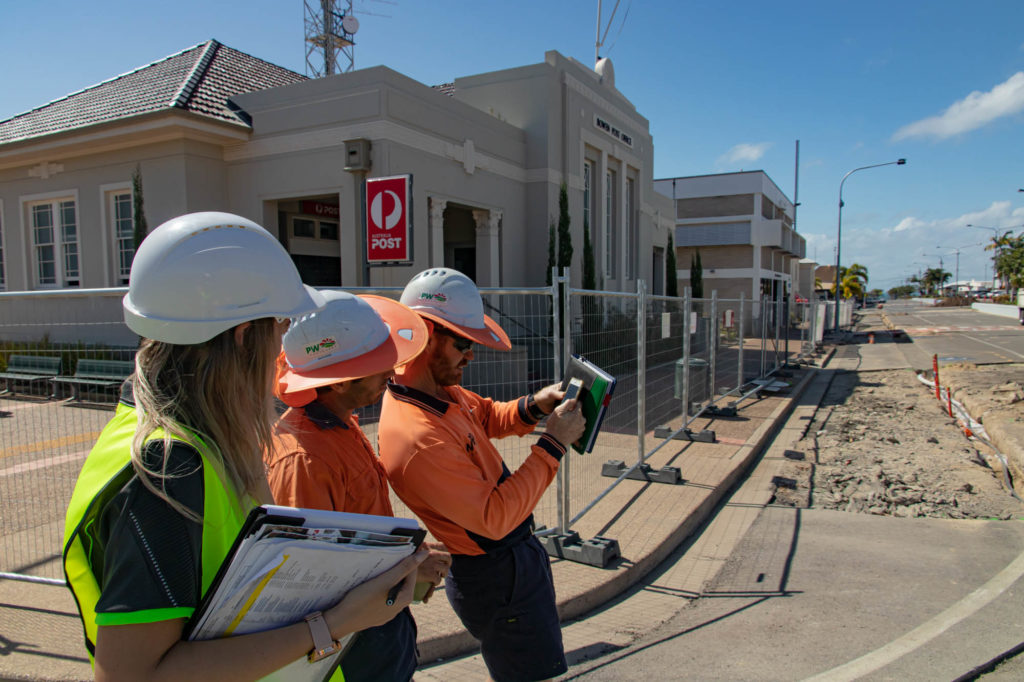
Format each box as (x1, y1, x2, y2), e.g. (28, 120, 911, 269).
(834, 158, 906, 332)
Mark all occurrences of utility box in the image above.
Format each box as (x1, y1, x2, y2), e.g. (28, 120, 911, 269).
(343, 138, 371, 171)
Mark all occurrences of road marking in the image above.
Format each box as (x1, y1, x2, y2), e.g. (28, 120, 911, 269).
(960, 333, 1024, 361)
(904, 326, 1021, 334)
(0, 449, 89, 478)
(0, 431, 101, 460)
(803, 547, 1024, 681)
(0, 400, 52, 412)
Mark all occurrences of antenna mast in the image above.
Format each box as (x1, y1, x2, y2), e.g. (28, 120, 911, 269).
(305, 0, 359, 76)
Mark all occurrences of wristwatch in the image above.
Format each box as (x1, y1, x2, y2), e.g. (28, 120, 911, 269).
(304, 611, 342, 662)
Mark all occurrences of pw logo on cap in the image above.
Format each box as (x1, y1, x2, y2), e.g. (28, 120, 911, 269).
(305, 337, 337, 355)
(419, 292, 448, 303)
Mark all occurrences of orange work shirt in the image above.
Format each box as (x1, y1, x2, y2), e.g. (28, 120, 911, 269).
(268, 401, 394, 517)
(378, 383, 566, 556)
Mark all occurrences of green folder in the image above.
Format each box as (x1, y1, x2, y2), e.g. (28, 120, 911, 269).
(559, 354, 616, 454)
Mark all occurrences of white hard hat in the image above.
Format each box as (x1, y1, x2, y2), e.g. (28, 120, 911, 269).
(123, 212, 326, 344)
(400, 268, 510, 350)
(276, 290, 428, 407)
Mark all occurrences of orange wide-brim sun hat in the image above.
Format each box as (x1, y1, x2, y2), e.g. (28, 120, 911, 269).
(414, 309, 511, 351)
(276, 293, 428, 407)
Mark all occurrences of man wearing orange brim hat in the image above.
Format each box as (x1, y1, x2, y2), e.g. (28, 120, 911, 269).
(377, 268, 585, 682)
(267, 290, 451, 682)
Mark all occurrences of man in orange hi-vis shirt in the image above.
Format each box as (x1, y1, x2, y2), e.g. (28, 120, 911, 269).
(378, 268, 585, 682)
(268, 290, 451, 682)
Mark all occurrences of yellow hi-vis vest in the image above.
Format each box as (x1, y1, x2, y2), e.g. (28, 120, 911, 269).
(62, 402, 249, 659)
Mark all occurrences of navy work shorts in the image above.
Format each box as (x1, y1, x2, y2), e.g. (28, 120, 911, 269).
(446, 535, 566, 682)
(340, 606, 418, 682)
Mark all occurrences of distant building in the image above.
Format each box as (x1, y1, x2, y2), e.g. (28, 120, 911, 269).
(815, 265, 837, 297)
(654, 171, 806, 305)
(0, 40, 674, 293)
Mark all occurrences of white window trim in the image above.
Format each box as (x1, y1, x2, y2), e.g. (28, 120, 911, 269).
(21, 188, 80, 290)
(624, 176, 635, 281)
(100, 181, 132, 287)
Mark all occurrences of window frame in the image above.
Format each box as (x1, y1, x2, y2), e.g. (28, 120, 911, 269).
(109, 189, 134, 286)
(26, 194, 80, 289)
(605, 168, 617, 279)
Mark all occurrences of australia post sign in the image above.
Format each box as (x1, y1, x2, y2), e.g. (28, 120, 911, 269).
(365, 174, 412, 264)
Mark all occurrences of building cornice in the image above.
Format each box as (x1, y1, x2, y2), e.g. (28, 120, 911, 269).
(0, 111, 250, 171)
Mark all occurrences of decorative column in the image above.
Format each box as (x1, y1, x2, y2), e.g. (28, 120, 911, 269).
(429, 197, 447, 267)
(473, 208, 501, 286)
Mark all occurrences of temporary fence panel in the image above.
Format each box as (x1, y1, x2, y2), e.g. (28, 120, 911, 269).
(0, 289, 136, 585)
(0, 282, 815, 584)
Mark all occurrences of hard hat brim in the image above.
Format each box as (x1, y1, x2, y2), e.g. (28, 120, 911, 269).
(276, 295, 428, 402)
(124, 284, 326, 345)
(415, 310, 512, 351)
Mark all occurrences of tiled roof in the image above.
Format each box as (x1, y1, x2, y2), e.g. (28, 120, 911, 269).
(0, 40, 307, 145)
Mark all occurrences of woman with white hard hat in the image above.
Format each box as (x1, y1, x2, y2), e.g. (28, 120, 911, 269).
(62, 212, 425, 680)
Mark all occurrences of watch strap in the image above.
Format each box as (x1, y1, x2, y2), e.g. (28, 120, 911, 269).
(304, 610, 342, 663)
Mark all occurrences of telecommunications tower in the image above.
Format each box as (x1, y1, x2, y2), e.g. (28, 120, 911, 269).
(304, 0, 359, 76)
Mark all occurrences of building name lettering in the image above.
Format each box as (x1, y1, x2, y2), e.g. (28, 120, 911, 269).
(594, 115, 633, 148)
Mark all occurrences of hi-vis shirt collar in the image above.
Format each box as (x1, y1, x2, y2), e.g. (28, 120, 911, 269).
(385, 381, 450, 417)
(302, 400, 350, 430)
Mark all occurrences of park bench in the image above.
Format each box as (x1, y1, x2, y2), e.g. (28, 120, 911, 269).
(0, 354, 62, 397)
(52, 358, 134, 402)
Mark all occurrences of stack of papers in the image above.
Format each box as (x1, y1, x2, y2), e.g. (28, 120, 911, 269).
(185, 505, 425, 682)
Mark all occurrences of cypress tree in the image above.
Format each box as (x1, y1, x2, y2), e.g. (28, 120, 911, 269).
(690, 249, 704, 299)
(557, 183, 573, 273)
(131, 165, 148, 251)
(666, 234, 678, 297)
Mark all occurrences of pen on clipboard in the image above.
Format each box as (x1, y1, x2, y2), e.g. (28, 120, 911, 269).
(386, 578, 405, 606)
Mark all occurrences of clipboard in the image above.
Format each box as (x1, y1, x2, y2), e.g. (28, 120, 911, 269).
(184, 505, 425, 682)
(559, 354, 616, 454)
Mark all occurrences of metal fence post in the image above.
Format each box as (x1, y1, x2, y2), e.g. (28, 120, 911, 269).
(682, 286, 691, 421)
(551, 267, 564, 533)
(784, 296, 790, 365)
(738, 292, 745, 389)
(559, 267, 572, 533)
(709, 290, 718, 404)
(774, 297, 782, 372)
(636, 279, 646, 465)
(760, 296, 768, 378)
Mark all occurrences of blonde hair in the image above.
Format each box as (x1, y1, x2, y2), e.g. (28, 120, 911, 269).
(130, 318, 280, 520)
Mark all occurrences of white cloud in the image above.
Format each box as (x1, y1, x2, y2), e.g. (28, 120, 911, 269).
(892, 72, 1024, 141)
(801, 202, 1023, 287)
(892, 217, 925, 232)
(717, 142, 771, 166)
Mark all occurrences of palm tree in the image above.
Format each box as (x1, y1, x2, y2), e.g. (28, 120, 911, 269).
(921, 267, 951, 296)
(985, 231, 1016, 289)
(833, 263, 869, 301)
(838, 270, 866, 300)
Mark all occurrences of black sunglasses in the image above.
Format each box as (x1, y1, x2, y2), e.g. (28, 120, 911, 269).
(438, 329, 474, 353)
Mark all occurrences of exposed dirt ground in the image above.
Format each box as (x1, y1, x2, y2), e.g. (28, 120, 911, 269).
(774, 365, 1024, 521)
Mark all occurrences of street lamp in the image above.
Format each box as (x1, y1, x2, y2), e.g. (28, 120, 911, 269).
(834, 158, 907, 331)
(933, 242, 980, 294)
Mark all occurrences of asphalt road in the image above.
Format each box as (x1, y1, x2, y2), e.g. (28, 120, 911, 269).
(556, 307, 1024, 681)
(882, 301, 1024, 365)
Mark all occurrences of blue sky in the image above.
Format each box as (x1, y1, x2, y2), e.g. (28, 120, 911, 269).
(3, 0, 1023, 290)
